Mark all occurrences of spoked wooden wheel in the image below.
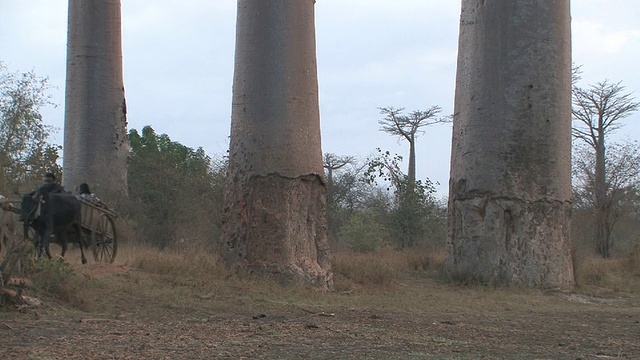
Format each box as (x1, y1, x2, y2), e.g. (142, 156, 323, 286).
(92, 214, 117, 263)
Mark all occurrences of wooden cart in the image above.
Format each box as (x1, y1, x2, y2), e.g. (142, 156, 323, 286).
(78, 199, 118, 263)
(5, 195, 118, 263)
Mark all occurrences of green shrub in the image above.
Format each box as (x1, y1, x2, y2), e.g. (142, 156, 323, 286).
(338, 212, 388, 253)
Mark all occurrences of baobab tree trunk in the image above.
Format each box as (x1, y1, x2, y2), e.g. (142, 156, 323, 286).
(595, 129, 609, 257)
(407, 136, 416, 191)
(447, 0, 574, 289)
(64, 0, 129, 198)
(221, 0, 333, 289)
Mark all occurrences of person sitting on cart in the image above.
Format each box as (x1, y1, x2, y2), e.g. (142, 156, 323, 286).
(77, 183, 104, 206)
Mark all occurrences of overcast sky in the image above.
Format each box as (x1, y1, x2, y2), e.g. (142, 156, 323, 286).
(1, 1, 639, 198)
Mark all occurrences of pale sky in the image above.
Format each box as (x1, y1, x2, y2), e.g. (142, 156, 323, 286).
(1, 1, 639, 198)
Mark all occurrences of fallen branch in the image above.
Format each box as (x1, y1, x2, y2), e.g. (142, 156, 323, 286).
(6, 277, 33, 288)
(197, 292, 215, 300)
(298, 307, 335, 317)
(78, 318, 114, 323)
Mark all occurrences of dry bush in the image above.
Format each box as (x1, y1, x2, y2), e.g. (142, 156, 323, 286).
(575, 257, 618, 287)
(401, 247, 446, 272)
(1, 237, 35, 305)
(622, 243, 640, 274)
(121, 244, 230, 287)
(24, 257, 99, 311)
(1, 239, 33, 279)
(332, 250, 398, 288)
(112, 242, 316, 310)
(331, 246, 444, 291)
(575, 255, 640, 294)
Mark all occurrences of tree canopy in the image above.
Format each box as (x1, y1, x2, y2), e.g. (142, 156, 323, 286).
(572, 80, 639, 148)
(127, 126, 225, 248)
(0, 62, 60, 193)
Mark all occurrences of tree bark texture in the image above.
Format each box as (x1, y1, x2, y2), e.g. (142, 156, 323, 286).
(221, 0, 332, 289)
(447, 0, 574, 289)
(595, 126, 609, 257)
(64, 0, 129, 197)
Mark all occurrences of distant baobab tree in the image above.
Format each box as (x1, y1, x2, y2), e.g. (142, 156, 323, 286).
(572, 80, 640, 258)
(378, 106, 449, 191)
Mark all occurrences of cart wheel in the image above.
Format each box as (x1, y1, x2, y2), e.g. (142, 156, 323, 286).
(92, 214, 117, 263)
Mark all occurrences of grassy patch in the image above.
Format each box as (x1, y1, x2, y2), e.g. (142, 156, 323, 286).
(5, 240, 639, 318)
(575, 254, 640, 294)
(331, 246, 444, 289)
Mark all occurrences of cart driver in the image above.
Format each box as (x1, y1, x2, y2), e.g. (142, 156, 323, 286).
(33, 172, 62, 201)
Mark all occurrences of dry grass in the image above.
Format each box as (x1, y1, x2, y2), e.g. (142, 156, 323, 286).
(331, 246, 445, 293)
(26, 257, 100, 311)
(121, 244, 227, 281)
(4, 239, 640, 317)
(115, 243, 448, 295)
(573, 243, 640, 294)
(4, 238, 640, 359)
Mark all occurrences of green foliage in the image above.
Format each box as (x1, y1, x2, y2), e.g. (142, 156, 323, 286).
(127, 126, 226, 248)
(393, 179, 437, 249)
(364, 148, 404, 190)
(339, 211, 388, 253)
(323, 153, 388, 245)
(28, 257, 73, 293)
(363, 148, 439, 249)
(0, 62, 60, 193)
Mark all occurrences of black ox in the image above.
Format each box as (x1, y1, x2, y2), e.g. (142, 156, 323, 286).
(21, 193, 89, 264)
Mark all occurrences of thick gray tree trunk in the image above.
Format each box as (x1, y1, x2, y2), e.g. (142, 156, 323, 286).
(221, 0, 333, 289)
(447, 0, 574, 289)
(64, 0, 129, 197)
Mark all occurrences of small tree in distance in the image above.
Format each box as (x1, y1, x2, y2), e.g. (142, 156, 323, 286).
(573, 141, 640, 256)
(323, 153, 356, 242)
(323, 153, 356, 207)
(377, 106, 450, 190)
(364, 148, 437, 249)
(572, 80, 640, 257)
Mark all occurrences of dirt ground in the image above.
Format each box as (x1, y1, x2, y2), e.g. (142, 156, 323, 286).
(1, 255, 640, 359)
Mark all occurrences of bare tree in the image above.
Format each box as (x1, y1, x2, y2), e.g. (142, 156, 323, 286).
(572, 80, 640, 257)
(378, 106, 448, 190)
(221, 0, 332, 289)
(64, 0, 129, 198)
(573, 143, 640, 253)
(323, 153, 355, 206)
(323, 153, 356, 242)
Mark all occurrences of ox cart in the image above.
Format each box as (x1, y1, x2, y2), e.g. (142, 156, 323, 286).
(3, 195, 118, 264)
(77, 199, 118, 263)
